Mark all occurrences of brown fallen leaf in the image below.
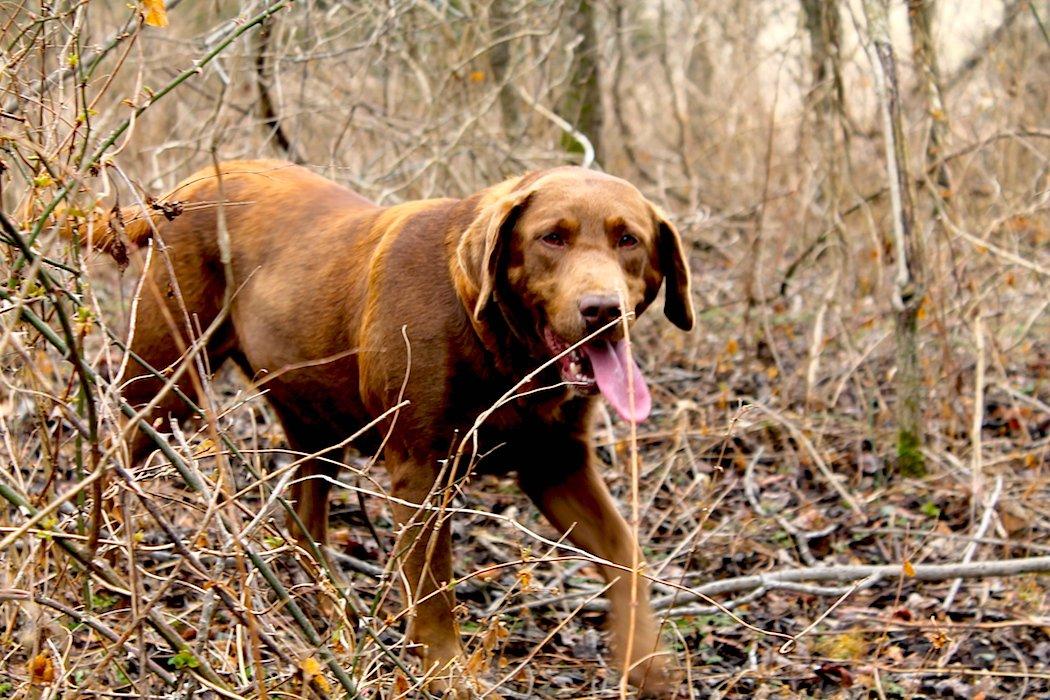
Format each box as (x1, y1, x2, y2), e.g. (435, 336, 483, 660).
(815, 662, 853, 688)
(30, 652, 55, 685)
(141, 0, 169, 28)
(299, 656, 331, 693)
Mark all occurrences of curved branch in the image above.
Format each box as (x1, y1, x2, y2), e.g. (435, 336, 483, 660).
(514, 84, 595, 168)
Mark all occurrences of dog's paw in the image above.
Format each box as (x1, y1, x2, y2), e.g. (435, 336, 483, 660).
(418, 656, 509, 699)
(629, 656, 681, 699)
(425, 671, 484, 699)
(417, 647, 470, 698)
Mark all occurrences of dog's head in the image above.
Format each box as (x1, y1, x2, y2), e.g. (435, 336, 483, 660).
(455, 167, 693, 422)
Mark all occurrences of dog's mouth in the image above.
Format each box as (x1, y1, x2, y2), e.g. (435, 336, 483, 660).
(543, 328, 651, 423)
(544, 328, 599, 395)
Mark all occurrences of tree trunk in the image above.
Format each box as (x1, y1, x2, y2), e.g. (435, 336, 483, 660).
(801, 0, 845, 183)
(560, 0, 603, 164)
(254, 18, 303, 164)
(488, 0, 521, 137)
(862, 0, 927, 477)
(945, 0, 1028, 91)
(907, 0, 950, 189)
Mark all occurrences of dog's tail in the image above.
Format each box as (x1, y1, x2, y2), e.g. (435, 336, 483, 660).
(56, 200, 180, 268)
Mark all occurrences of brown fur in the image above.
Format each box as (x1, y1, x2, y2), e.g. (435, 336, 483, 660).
(82, 160, 693, 696)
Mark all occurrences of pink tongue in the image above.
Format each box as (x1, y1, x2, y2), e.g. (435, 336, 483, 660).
(582, 339, 651, 423)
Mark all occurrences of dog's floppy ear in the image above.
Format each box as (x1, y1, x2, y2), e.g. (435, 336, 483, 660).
(456, 186, 534, 321)
(652, 205, 695, 331)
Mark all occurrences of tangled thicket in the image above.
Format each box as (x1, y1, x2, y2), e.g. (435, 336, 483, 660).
(1, 1, 1048, 698)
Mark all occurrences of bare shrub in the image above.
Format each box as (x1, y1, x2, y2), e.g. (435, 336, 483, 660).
(1, 1, 1047, 697)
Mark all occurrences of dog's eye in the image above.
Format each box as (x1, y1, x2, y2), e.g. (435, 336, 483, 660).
(617, 233, 640, 249)
(541, 232, 567, 247)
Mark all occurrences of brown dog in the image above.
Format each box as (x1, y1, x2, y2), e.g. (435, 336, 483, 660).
(85, 160, 693, 696)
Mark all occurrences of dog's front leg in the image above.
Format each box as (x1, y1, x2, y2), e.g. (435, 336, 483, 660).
(387, 455, 463, 682)
(519, 449, 675, 698)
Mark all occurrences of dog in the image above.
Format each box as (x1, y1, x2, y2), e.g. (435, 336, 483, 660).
(76, 160, 694, 696)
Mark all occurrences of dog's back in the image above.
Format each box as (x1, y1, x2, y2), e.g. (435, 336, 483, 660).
(92, 162, 392, 458)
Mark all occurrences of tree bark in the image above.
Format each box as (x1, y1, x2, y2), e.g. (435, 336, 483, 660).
(945, 0, 1028, 91)
(863, 0, 927, 477)
(488, 0, 521, 137)
(254, 18, 303, 164)
(907, 0, 950, 189)
(560, 0, 604, 164)
(801, 0, 846, 165)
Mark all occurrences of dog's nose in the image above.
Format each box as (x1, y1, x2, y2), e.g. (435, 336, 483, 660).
(579, 294, 623, 330)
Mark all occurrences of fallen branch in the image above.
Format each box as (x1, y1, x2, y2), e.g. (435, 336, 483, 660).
(942, 475, 1003, 609)
(545, 555, 1050, 615)
(493, 554, 1050, 620)
(660, 555, 1050, 612)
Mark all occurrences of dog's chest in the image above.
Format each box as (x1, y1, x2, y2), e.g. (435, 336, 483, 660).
(448, 391, 592, 475)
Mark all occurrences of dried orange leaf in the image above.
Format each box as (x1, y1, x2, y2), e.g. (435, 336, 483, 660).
(300, 656, 331, 692)
(299, 656, 323, 677)
(192, 438, 216, 457)
(30, 653, 55, 685)
(466, 648, 486, 674)
(141, 0, 169, 28)
(926, 629, 950, 649)
(393, 670, 410, 693)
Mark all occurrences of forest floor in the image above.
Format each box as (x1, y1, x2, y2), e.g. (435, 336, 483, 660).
(6, 298, 1046, 699)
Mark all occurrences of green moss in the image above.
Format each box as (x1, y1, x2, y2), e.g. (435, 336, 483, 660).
(560, 131, 586, 156)
(897, 429, 926, 477)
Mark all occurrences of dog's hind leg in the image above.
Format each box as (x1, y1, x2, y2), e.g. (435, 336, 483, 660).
(118, 234, 236, 468)
(275, 415, 344, 550)
(119, 296, 226, 467)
